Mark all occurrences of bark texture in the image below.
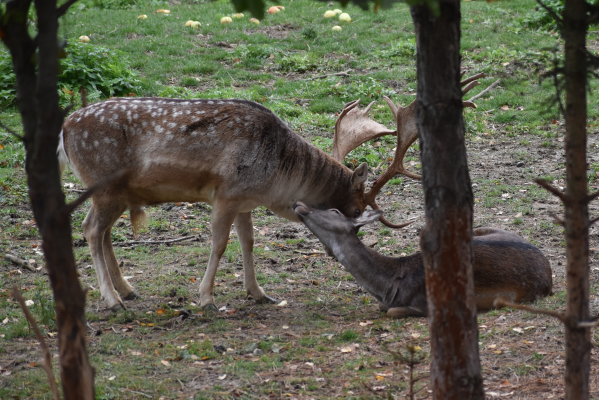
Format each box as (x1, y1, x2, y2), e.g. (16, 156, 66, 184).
(1, 1, 95, 398)
(410, 0, 484, 398)
(562, 0, 591, 398)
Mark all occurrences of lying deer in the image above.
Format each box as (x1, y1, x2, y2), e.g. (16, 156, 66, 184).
(59, 98, 370, 310)
(293, 202, 552, 318)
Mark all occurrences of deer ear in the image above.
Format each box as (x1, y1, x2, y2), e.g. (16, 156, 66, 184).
(354, 209, 383, 228)
(351, 162, 368, 187)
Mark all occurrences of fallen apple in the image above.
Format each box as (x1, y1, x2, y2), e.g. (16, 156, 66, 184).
(339, 13, 351, 22)
(185, 20, 195, 27)
(333, 9, 342, 14)
(79, 35, 90, 43)
(138, 14, 148, 20)
(331, 25, 342, 31)
(323, 10, 336, 18)
(249, 18, 260, 24)
(267, 6, 280, 14)
(157, 9, 170, 14)
(221, 16, 233, 24)
(191, 21, 201, 30)
(232, 13, 244, 19)
(276, 6, 285, 10)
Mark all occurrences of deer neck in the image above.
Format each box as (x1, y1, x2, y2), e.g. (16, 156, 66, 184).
(327, 233, 416, 304)
(266, 136, 356, 221)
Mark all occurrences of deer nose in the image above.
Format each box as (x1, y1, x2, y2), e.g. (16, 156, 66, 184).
(292, 202, 311, 216)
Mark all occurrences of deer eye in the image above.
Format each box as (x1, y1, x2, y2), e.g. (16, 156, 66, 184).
(353, 209, 361, 218)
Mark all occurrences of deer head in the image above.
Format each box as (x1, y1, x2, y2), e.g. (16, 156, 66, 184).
(332, 73, 487, 228)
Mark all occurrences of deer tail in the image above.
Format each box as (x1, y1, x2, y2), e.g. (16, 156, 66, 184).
(57, 130, 69, 178)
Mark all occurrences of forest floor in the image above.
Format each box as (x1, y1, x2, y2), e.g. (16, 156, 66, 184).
(2, 0, 599, 398)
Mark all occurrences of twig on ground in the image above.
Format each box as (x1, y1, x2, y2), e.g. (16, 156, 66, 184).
(11, 288, 60, 400)
(468, 79, 501, 102)
(5, 253, 36, 272)
(535, 178, 570, 204)
(493, 297, 568, 324)
(113, 235, 198, 247)
(293, 250, 326, 255)
(66, 188, 87, 193)
(300, 69, 353, 81)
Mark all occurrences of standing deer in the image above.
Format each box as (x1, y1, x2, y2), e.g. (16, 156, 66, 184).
(293, 202, 553, 318)
(59, 98, 370, 310)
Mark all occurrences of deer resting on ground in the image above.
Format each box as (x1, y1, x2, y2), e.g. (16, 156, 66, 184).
(293, 202, 552, 318)
(59, 98, 370, 311)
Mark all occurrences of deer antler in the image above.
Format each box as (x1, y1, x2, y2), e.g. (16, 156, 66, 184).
(333, 72, 491, 228)
(333, 100, 395, 162)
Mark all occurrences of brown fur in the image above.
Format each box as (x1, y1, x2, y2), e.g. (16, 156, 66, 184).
(294, 203, 553, 319)
(60, 98, 369, 309)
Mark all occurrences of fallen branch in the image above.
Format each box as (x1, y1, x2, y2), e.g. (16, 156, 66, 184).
(5, 253, 37, 272)
(112, 235, 198, 247)
(293, 250, 326, 256)
(300, 69, 353, 81)
(467, 79, 501, 102)
(493, 297, 568, 324)
(11, 288, 60, 400)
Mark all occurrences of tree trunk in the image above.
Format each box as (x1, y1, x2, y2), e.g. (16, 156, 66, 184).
(562, 0, 591, 398)
(2, 0, 96, 398)
(410, 0, 484, 398)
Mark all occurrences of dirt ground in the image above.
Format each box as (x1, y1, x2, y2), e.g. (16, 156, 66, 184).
(2, 119, 599, 399)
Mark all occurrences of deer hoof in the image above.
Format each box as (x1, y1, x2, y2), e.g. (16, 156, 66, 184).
(124, 291, 141, 300)
(202, 303, 218, 312)
(255, 294, 277, 304)
(109, 302, 126, 313)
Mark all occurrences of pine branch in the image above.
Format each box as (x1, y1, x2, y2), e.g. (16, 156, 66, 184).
(0, 120, 24, 141)
(535, 178, 570, 204)
(534, 0, 563, 27)
(57, 0, 80, 18)
(493, 297, 568, 325)
(11, 288, 60, 400)
(63, 170, 126, 215)
(548, 211, 565, 227)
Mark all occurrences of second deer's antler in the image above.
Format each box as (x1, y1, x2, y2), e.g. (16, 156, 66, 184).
(333, 72, 492, 228)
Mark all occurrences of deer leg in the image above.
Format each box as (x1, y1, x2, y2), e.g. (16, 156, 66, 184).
(234, 212, 277, 304)
(82, 203, 125, 311)
(103, 226, 139, 300)
(198, 203, 238, 309)
(386, 306, 427, 319)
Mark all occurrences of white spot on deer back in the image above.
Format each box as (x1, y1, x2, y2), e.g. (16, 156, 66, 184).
(94, 140, 99, 148)
(155, 125, 164, 134)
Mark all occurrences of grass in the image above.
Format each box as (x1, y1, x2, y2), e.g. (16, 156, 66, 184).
(0, 0, 597, 398)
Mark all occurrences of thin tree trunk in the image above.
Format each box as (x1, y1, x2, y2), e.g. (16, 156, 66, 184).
(410, 0, 484, 398)
(563, 0, 590, 398)
(2, 0, 96, 398)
